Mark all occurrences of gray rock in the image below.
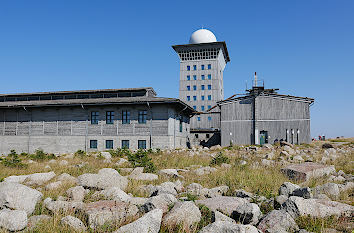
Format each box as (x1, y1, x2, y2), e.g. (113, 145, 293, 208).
(274, 195, 288, 209)
(150, 182, 178, 196)
(281, 162, 335, 181)
(282, 196, 354, 218)
(194, 166, 217, 176)
(0, 209, 28, 231)
(45, 181, 62, 190)
(3, 175, 29, 183)
(128, 167, 158, 181)
(95, 187, 131, 202)
(115, 158, 128, 166)
(186, 183, 204, 196)
(231, 203, 261, 225)
(205, 186, 229, 198)
(140, 194, 177, 213)
(100, 152, 112, 160)
(338, 181, 354, 193)
(291, 187, 312, 199)
(27, 215, 51, 229)
(200, 221, 259, 233)
(0, 182, 43, 215)
(235, 189, 254, 199)
(278, 182, 300, 196)
(66, 186, 86, 202)
(261, 159, 273, 166)
(56, 173, 77, 184)
(257, 210, 298, 233)
(114, 208, 163, 233)
(196, 196, 249, 215)
(44, 198, 84, 213)
(24, 171, 56, 186)
(61, 215, 86, 231)
(212, 210, 235, 223)
(59, 160, 69, 166)
(77, 168, 128, 190)
(313, 183, 340, 199)
(221, 163, 232, 169)
(159, 169, 184, 179)
(162, 201, 201, 229)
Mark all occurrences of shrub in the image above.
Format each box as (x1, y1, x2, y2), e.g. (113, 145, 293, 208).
(210, 151, 230, 166)
(1, 150, 27, 168)
(108, 148, 131, 157)
(74, 149, 86, 157)
(29, 149, 55, 161)
(197, 205, 213, 230)
(127, 149, 156, 173)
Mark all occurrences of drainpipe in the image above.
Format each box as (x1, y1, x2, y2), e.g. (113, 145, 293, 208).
(147, 102, 152, 149)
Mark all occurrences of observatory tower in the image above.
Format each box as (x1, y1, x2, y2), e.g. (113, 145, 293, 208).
(172, 29, 230, 146)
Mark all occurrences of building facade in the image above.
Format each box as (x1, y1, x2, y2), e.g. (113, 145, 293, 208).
(0, 88, 194, 155)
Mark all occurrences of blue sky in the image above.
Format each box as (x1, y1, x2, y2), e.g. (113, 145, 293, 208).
(0, 0, 353, 138)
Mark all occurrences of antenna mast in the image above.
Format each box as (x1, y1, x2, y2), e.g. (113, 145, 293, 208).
(254, 72, 257, 87)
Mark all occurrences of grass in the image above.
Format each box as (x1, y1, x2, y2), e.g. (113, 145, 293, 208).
(296, 215, 354, 233)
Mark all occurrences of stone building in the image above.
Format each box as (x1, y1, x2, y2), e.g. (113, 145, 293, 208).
(0, 87, 194, 155)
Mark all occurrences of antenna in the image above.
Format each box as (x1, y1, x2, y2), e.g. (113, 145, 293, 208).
(254, 72, 257, 87)
(246, 80, 248, 90)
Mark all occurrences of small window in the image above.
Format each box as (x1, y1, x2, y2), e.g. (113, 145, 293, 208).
(90, 140, 97, 149)
(208, 74, 211, 80)
(208, 64, 211, 69)
(193, 96, 197, 101)
(208, 95, 211, 100)
(208, 85, 211, 90)
(193, 85, 197, 91)
(208, 116, 212, 121)
(193, 65, 196, 70)
(201, 65, 205, 70)
(138, 110, 147, 124)
(193, 106, 196, 110)
(179, 120, 183, 132)
(122, 140, 129, 149)
(187, 86, 191, 91)
(91, 111, 99, 124)
(206, 134, 210, 138)
(201, 85, 205, 90)
(195, 134, 199, 138)
(197, 117, 201, 121)
(187, 65, 190, 71)
(193, 75, 197, 80)
(187, 96, 191, 101)
(106, 111, 114, 124)
(122, 110, 130, 124)
(208, 105, 211, 110)
(201, 75, 205, 80)
(201, 106, 205, 111)
(187, 75, 190, 81)
(106, 140, 113, 149)
(138, 140, 146, 149)
(201, 95, 205, 101)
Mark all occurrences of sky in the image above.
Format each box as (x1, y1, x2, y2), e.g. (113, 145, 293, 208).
(0, 0, 353, 138)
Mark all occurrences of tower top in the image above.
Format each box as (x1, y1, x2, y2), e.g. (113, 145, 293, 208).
(189, 29, 217, 44)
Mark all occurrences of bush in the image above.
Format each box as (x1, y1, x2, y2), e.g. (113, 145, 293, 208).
(108, 148, 131, 157)
(127, 149, 156, 173)
(210, 151, 230, 166)
(74, 150, 86, 157)
(29, 149, 55, 161)
(1, 150, 27, 168)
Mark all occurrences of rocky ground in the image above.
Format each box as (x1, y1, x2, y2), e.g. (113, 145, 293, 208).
(0, 138, 353, 233)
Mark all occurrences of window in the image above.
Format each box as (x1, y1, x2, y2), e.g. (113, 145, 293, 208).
(193, 65, 196, 70)
(208, 105, 211, 110)
(106, 111, 114, 124)
(208, 64, 211, 69)
(208, 85, 211, 90)
(138, 110, 147, 124)
(91, 111, 99, 124)
(187, 65, 190, 71)
(195, 134, 199, 138)
(122, 110, 130, 124)
(187, 75, 190, 81)
(201, 106, 205, 111)
(201, 95, 205, 101)
(193, 75, 197, 80)
(208, 116, 212, 121)
(197, 117, 201, 121)
(206, 134, 210, 138)
(106, 140, 113, 149)
(201, 65, 205, 70)
(179, 120, 183, 132)
(193, 85, 197, 90)
(90, 140, 97, 149)
(193, 96, 197, 101)
(187, 86, 190, 91)
(138, 140, 146, 149)
(208, 74, 211, 80)
(201, 75, 205, 80)
(187, 96, 190, 101)
(193, 106, 196, 110)
(201, 85, 205, 90)
(208, 95, 211, 100)
(122, 140, 129, 149)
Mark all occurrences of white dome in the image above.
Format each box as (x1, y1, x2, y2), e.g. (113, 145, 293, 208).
(189, 29, 217, 44)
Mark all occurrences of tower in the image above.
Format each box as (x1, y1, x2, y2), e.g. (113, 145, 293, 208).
(172, 29, 230, 146)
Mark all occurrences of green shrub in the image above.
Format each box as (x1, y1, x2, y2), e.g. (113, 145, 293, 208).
(74, 149, 86, 157)
(197, 205, 213, 230)
(210, 151, 230, 166)
(108, 147, 131, 157)
(1, 150, 27, 168)
(127, 149, 156, 173)
(29, 149, 55, 161)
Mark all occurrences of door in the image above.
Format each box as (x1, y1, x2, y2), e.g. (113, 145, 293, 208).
(259, 131, 268, 145)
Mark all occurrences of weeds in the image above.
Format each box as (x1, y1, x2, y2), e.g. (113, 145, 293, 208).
(210, 151, 230, 166)
(0, 150, 27, 168)
(127, 149, 156, 173)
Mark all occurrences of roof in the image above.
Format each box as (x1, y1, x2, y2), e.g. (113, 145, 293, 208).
(172, 41, 230, 62)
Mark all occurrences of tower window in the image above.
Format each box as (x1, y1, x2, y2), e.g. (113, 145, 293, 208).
(138, 140, 147, 149)
(193, 75, 197, 80)
(122, 110, 130, 124)
(187, 75, 190, 81)
(187, 96, 190, 101)
(193, 65, 196, 70)
(208, 85, 211, 90)
(106, 111, 114, 124)
(138, 110, 147, 124)
(208, 74, 211, 80)
(208, 105, 211, 110)
(122, 140, 129, 149)
(179, 120, 183, 132)
(91, 111, 99, 124)
(193, 96, 197, 101)
(187, 65, 190, 71)
(90, 140, 97, 149)
(201, 85, 205, 90)
(187, 86, 190, 91)
(106, 140, 113, 149)
(197, 117, 201, 121)
(201, 95, 205, 101)
(193, 85, 197, 91)
(206, 134, 210, 138)
(195, 134, 199, 138)
(201, 65, 205, 70)
(201, 75, 205, 80)
(193, 106, 196, 110)
(208, 64, 211, 69)
(201, 106, 205, 111)
(208, 95, 211, 100)
(208, 116, 212, 121)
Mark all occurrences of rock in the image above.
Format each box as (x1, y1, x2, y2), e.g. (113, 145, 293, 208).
(221, 163, 232, 169)
(205, 186, 229, 198)
(45, 181, 62, 190)
(322, 143, 334, 149)
(66, 186, 86, 202)
(279, 182, 300, 196)
(280, 151, 290, 157)
(280, 141, 293, 147)
(231, 203, 261, 225)
(95, 187, 131, 202)
(140, 194, 177, 213)
(333, 175, 346, 182)
(261, 159, 273, 166)
(44, 198, 84, 213)
(3, 174, 29, 183)
(275, 195, 288, 209)
(100, 151, 112, 160)
(338, 181, 354, 193)
(239, 160, 247, 166)
(61, 215, 86, 231)
(186, 183, 204, 196)
(281, 162, 335, 181)
(263, 144, 273, 149)
(115, 158, 128, 166)
(282, 196, 354, 218)
(77, 168, 128, 190)
(57, 173, 77, 184)
(114, 209, 163, 233)
(312, 183, 340, 199)
(150, 182, 178, 196)
(77, 200, 138, 229)
(0, 182, 43, 215)
(291, 187, 312, 199)
(264, 152, 275, 160)
(293, 155, 304, 162)
(24, 171, 56, 186)
(200, 221, 259, 233)
(196, 196, 248, 215)
(212, 210, 235, 223)
(129, 172, 158, 181)
(159, 169, 184, 179)
(0, 209, 28, 231)
(235, 189, 254, 199)
(162, 201, 201, 229)
(59, 160, 69, 166)
(127, 197, 148, 206)
(257, 210, 298, 233)
(283, 145, 295, 155)
(194, 166, 217, 176)
(44, 165, 51, 169)
(27, 215, 51, 229)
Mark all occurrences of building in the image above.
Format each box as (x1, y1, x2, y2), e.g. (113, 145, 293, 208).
(172, 29, 230, 147)
(0, 87, 194, 155)
(218, 75, 314, 146)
